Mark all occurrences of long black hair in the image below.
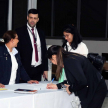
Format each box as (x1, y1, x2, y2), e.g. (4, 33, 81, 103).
(47, 45, 73, 80)
(47, 45, 65, 79)
(62, 24, 82, 50)
(47, 45, 84, 80)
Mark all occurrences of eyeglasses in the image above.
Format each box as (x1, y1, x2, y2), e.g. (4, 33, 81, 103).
(63, 35, 69, 38)
(15, 37, 19, 40)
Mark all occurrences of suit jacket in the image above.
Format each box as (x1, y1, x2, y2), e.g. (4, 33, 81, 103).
(15, 25, 48, 75)
(57, 52, 103, 108)
(0, 44, 31, 85)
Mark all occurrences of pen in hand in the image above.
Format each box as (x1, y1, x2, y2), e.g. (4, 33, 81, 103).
(50, 78, 54, 83)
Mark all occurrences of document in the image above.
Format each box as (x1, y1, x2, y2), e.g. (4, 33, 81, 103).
(14, 89, 37, 94)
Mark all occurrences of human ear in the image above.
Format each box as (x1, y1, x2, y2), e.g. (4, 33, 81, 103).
(37, 18, 39, 22)
(27, 16, 29, 20)
(10, 39, 14, 43)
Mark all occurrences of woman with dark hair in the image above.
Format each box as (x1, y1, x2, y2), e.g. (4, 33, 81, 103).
(0, 30, 38, 88)
(62, 24, 88, 57)
(47, 45, 107, 108)
(59, 24, 89, 83)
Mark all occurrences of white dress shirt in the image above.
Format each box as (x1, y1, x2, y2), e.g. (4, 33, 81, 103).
(64, 42, 88, 57)
(5, 45, 18, 85)
(27, 23, 41, 67)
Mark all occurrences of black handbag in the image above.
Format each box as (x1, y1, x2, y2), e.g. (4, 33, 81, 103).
(87, 53, 105, 72)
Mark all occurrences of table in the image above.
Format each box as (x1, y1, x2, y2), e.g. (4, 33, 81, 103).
(0, 81, 81, 108)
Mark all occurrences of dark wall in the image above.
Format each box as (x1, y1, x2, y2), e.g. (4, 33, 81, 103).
(37, 0, 77, 37)
(37, 0, 107, 38)
(12, 0, 28, 30)
(0, 0, 8, 38)
(80, 0, 107, 38)
(37, 0, 51, 36)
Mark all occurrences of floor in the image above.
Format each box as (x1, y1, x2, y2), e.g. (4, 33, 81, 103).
(102, 80, 108, 108)
(102, 97, 108, 108)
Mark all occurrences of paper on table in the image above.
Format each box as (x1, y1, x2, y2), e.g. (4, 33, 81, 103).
(0, 88, 7, 91)
(5, 81, 58, 91)
(5, 84, 36, 91)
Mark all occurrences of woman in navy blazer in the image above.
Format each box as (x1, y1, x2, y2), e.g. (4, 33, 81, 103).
(47, 45, 107, 108)
(0, 31, 39, 88)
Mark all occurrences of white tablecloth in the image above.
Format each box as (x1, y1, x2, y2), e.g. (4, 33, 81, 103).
(0, 81, 81, 108)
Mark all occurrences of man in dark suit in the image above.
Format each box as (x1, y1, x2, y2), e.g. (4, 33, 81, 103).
(16, 9, 48, 81)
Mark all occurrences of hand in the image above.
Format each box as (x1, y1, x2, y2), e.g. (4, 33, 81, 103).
(64, 84, 71, 95)
(43, 71, 48, 79)
(0, 83, 5, 88)
(47, 83, 58, 89)
(27, 80, 39, 84)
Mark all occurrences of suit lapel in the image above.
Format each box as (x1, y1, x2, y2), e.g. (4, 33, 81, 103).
(36, 28, 43, 47)
(3, 45, 12, 80)
(23, 25, 33, 50)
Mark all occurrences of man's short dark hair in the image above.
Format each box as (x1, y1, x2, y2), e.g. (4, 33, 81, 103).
(28, 9, 38, 15)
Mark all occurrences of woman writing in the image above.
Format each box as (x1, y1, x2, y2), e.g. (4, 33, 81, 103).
(47, 45, 107, 108)
(0, 31, 38, 88)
